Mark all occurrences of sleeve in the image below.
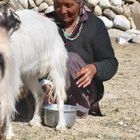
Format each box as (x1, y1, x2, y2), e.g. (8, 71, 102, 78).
(92, 17, 118, 81)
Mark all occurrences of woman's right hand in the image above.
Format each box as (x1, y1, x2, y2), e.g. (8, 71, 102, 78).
(76, 64, 97, 88)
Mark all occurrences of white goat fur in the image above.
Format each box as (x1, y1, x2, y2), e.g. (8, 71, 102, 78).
(0, 9, 67, 139)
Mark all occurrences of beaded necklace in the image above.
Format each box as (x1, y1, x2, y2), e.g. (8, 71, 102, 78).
(62, 16, 83, 41)
(63, 16, 80, 36)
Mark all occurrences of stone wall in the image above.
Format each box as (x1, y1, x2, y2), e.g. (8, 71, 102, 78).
(9, 0, 140, 31)
(87, 0, 140, 30)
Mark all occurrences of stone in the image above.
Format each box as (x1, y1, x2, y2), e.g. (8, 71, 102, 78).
(45, 5, 54, 14)
(123, 4, 131, 18)
(98, 16, 113, 29)
(94, 5, 102, 16)
(132, 35, 140, 44)
(33, 6, 39, 12)
(126, 29, 140, 35)
(87, 0, 99, 7)
(114, 15, 131, 31)
(28, 0, 36, 8)
(18, 0, 28, 9)
(103, 8, 116, 20)
(130, 1, 140, 30)
(99, 0, 111, 8)
(116, 32, 136, 44)
(38, 2, 48, 12)
(111, 5, 124, 15)
(45, 0, 54, 6)
(0, 0, 9, 5)
(110, 0, 123, 6)
(128, 17, 136, 29)
(84, 5, 92, 12)
(9, 0, 24, 10)
(34, 0, 44, 6)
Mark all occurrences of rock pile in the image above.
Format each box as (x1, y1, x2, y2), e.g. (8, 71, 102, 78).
(116, 29, 140, 44)
(10, 0, 54, 13)
(87, 0, 140, 31)
(9, 0, 140, 31)
(8, 0, 140, 44)
(86, 0, 140, 44)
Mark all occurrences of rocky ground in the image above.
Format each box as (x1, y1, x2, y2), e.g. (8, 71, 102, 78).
(12, 38, 140, 140)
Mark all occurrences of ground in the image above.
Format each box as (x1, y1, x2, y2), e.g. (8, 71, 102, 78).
(12, 38, 140, 140)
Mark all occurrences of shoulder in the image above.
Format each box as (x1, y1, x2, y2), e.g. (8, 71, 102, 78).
(85, 11, 107, 34)
(86, 11, 105, 27)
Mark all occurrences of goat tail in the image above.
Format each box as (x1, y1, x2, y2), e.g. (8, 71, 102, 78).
(0, 53, 5, 80)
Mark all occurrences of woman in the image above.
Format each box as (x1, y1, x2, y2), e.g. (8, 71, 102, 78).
(44, 0, 118, 116)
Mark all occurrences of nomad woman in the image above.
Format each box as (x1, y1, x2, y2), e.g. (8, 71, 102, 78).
(43, 0, 118, 116)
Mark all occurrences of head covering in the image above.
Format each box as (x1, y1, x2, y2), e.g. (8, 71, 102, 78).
(76, 0, 83, 2)
(0, 0, 9, 5)
(75, 0, 88, 22)
(75, 0, 87, 4)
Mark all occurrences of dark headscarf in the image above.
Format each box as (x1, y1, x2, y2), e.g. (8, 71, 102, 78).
(76, 0, 83, 2)
(75, 0, 88, 22)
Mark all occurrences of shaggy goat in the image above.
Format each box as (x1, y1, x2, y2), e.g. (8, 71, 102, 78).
(0, 5, 67, 139)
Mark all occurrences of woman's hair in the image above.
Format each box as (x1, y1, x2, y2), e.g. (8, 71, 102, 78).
(76, 0, 83, 2)
(76, 0, 87, 3)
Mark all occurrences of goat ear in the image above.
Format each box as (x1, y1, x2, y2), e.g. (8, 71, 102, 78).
(0, 53, 5, 80)
(8, 27, 14, 36)
(7, 9, 21, 35)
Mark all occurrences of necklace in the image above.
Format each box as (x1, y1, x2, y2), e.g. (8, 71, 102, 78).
(62, 17, 83, 41)
(64, 23, 83, 41)
(63, 16, 79, 36)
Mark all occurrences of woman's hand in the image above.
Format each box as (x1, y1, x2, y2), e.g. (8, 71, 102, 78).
(76, 64, 97, 88)
(42, 84, 55, 104)
(43, 94, 55, 104)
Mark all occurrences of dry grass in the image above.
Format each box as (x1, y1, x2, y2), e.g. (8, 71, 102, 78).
(12, 38, 140, 140)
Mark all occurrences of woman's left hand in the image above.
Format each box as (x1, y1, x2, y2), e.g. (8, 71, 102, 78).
(76, 64, 97, 88)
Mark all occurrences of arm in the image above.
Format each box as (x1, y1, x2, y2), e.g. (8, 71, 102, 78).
(93, 17, 118, 81)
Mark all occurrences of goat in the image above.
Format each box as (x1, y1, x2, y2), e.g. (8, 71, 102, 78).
(0, 4, 67, 139)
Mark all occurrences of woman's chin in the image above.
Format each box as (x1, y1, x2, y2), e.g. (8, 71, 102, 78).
(62, 18, 74, 26)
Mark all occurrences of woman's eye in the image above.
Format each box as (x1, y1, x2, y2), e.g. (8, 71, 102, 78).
(65, 4, 72, 8)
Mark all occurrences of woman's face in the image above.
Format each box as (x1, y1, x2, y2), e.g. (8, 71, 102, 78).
(54, 0, 81, 25)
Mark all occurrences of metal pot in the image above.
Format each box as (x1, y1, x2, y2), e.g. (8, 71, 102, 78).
(43, 104, 77, 128)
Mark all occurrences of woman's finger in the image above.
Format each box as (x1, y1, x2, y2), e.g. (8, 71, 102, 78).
(76, 74, 91, 87)
(83, 77, 91, 87)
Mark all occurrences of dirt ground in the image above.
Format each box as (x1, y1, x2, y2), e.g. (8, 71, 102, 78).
(12, 38, 140, 140)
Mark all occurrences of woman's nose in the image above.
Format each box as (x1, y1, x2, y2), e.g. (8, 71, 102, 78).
(60, 6, 67, 14)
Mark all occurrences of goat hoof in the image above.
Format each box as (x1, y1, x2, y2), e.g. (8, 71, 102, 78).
(7, 136, 14, 140)
(28, 121, 41, 127)
(56, 124, 66, 131)
(29, 116, 42, 127)
(6, 133, 14, 140)
(6, 126, 15, 140)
